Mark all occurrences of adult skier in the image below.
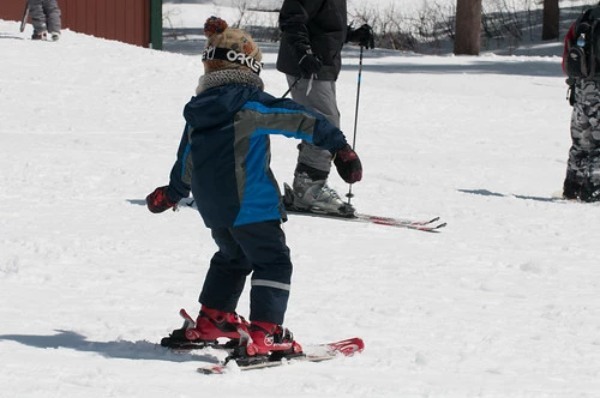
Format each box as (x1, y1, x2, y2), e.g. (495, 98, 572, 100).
(276, 0, 374, 215)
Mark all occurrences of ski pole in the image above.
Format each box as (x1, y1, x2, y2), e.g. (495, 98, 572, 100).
(20, 1, 30, 33)
(281, 76, 302, 98)
(346, 45, 364, 205)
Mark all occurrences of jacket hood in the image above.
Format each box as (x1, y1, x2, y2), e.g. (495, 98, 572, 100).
(183, 83, 259, 130)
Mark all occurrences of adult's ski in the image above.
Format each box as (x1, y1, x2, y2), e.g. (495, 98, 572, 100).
(286, 208, 446, 232)
(175, 197, 446, 233)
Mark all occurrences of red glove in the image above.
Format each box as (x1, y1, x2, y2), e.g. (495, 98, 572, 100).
(146, 186, 178, 213)
(333, 145, 362, 183)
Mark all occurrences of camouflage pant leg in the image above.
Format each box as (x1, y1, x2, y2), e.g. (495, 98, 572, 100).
(28, 0, 46, 34)
(567, 80, 600, 188)
(43, 0, 61, 33)
(28, 0, 61, 34)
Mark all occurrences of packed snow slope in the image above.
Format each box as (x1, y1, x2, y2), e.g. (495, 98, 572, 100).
(2, 17, 600, 398)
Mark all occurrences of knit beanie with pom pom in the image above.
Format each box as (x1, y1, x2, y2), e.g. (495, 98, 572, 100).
(202, 16, 263, 75)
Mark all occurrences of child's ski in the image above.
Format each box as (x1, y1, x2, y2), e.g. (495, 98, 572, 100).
(197, 337, 364, 374)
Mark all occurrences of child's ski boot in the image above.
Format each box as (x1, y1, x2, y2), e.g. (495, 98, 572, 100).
(161, 307, 248, 350)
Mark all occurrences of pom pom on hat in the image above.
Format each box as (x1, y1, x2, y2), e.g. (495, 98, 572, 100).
(201, 16, 263, 75)
(204, 16, 228, 37)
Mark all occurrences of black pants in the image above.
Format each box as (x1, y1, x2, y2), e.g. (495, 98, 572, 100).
(199, 220, 292, 325)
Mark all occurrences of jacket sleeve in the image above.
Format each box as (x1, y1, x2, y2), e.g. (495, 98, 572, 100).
(562, 22, 576, 75)
(242, 96, 348, 153)
(279, 0, 325, 55)
(166, 124, 193, 201)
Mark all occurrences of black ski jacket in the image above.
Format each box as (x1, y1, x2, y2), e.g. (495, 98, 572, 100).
(276, 0, 347, 81)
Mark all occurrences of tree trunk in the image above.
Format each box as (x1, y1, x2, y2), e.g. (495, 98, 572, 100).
(454, 0, 482, 55)
(542, 0, 560, 40)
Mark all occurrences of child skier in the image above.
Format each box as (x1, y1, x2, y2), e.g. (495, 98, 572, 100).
(146, 17, 362, 358)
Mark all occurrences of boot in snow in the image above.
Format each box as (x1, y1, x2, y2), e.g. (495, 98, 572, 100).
(32, 31, 47, 40)
(289, 173, 355, 217)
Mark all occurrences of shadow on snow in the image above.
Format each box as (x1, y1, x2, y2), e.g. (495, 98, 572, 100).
(0, 330, 215, 363)
(458, 188, 563, 203)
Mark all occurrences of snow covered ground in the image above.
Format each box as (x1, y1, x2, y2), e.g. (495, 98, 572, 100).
(2, 5, 600, 397)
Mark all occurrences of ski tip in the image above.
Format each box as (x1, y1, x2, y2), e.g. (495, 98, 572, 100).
(428, 222, 447, 230)
(345, 337, 365, 355)
(326, 337, 365, 356)
(417, 222, 447, 232)
(197, 364, 227, 375)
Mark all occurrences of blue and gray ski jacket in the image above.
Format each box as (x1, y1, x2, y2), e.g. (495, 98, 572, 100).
(167, 83, 349, 228)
